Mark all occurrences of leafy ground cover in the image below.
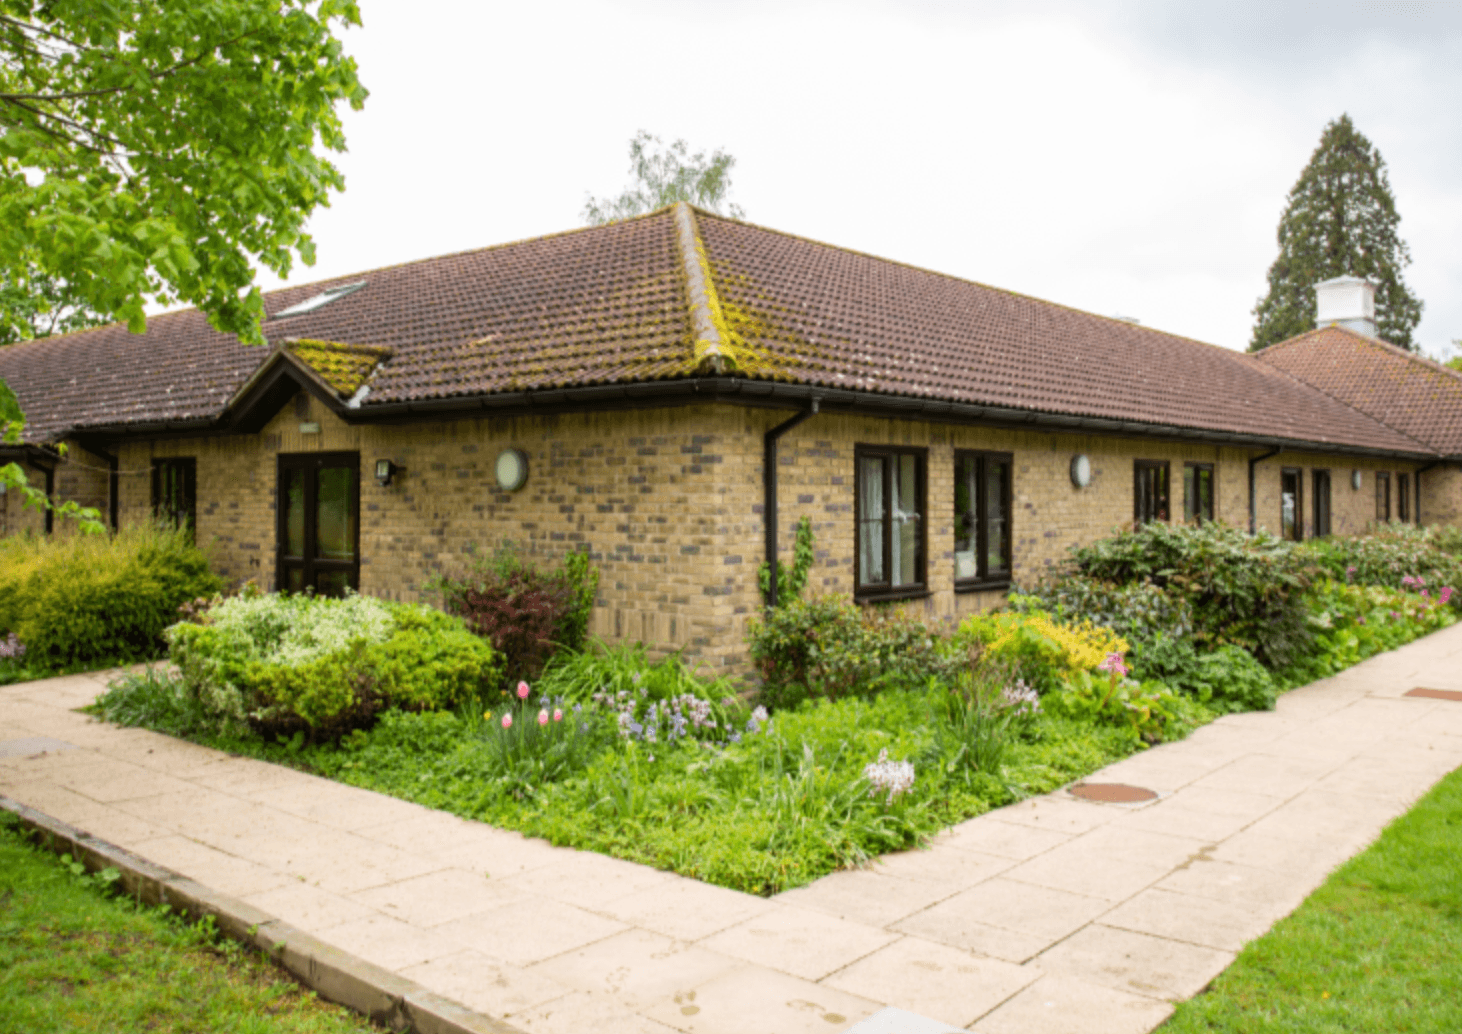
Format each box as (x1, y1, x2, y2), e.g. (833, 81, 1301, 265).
(0, 814, 377, 1034)
(1162, 762, 1462, 1033)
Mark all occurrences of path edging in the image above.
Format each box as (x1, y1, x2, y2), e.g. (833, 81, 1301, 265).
(0, 794, 524, 1034)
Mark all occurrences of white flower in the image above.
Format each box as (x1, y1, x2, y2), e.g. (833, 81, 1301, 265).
(863, 748, 916, 804)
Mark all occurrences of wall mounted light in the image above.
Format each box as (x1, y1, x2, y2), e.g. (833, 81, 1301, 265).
(1351, 469, 1363, 491)
(375, 459, 399, 487)
(495, 448, 529, 491)
(1070, 454, 1092, 488)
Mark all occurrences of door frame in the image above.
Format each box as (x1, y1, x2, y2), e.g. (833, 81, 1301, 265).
(276, 452, 361, 594)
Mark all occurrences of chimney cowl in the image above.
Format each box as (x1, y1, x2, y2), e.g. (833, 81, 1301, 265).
(1315, 276, 1377, 338)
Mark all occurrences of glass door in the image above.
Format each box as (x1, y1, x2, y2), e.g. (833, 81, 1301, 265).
(277, 453, 360, 596)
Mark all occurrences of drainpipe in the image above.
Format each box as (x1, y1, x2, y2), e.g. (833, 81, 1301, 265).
(91, 448, 121, 531)
(763, 398, 819, 609)
(1248, 448, 1280, 535)
(42, 464, 54, 535)
(1414, 460, 1441, 527)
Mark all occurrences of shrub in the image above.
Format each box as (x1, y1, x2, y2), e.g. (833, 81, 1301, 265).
(1301, 524, 1462, 608)
(933, 656, 1041, 779)
(1131, 637, 1277, 714)
(165, 591, 501, 738)
(746, 596, 954, 709)
(1069, 521, 1317, 668)
(0, 524, 222, 669)
(1011, 576, 1193, 651)
(428, 545, 599, 688)
(954, 609, 1128, 695)
(1277, 578, 1458, 686)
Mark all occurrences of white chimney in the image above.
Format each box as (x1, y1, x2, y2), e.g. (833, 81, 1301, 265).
(1315, 276, 1376, 337)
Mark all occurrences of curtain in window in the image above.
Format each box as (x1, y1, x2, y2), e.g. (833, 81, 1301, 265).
(859, 455, 885, 584)
(985, 459, 1007, 575)
(892, 454, 920, 586)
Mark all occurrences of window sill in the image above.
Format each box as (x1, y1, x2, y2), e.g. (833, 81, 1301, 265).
(955, 579, 1011, 595)
(855, 587, 931, 605)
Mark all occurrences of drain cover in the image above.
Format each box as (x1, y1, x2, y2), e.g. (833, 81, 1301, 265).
(1070, 782, 1158, 804)
(1405, 688, 1462, 702)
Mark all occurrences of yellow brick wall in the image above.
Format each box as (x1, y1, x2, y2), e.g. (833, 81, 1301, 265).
(1420, 465, 1462, 528)
(113, 396, 763, 671)
(1250, 453, 1428, 538)
(0, 463, 49, 537)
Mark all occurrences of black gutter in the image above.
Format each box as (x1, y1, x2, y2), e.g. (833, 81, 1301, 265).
(764, 398, 819, 609)
(1249, 448, 1281, 534)
(57, 377, 1441, 463)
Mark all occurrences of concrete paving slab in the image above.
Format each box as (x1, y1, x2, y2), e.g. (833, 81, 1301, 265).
(940, 815, 1073, 860)
(1108, 785, 1284, 842)
(969, 973, 1174, 1034)
(772, 868, 957, 928)
(401, 949, 573, 1020)
(603, 875, 772, 942)
(1190, 752, 1341, 798)
(134, 834, 293, 898)
(435, 897, 629, 965)
(513, 989, 684, 1034)
(244, 881, 380, 931)
(642, 965, 881, 1034)
(491, 850, 677, 912)
(1001, 845, 1170, 902)
(1031, 924, 1234, 1001)
(823, 935, 1038, 1028)
(895, 877, 1110, 946)
(317, 912, 464, 972)
(985, 796, 1118, 836)
(351, 867, 522, 928)
(1098, 887, 1275, 953)
(528, 928, 740, 1012)
(699, 904, 898, 981)
(868, 842, 1016, 888)
(843, 1007, 968, 1034)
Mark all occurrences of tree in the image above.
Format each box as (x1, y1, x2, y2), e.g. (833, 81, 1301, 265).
(0, 269, 105, 344)
(583, 130, 744, 225)
(1250, 114, 1423, 351)
(0, 0, 367, 530)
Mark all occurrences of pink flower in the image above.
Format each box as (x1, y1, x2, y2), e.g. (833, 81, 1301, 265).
(553, 708, 563, 722)
(1441, 587, 1454, 606)
(517, 681, 531, 700)
(537, 709, 549, 726)
(1097, 652, 1128, 677)
(501, 713, 513, 729)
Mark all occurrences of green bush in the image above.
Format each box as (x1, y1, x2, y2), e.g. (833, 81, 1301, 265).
(1069, 521, 1317, 668)
(0, 524, 222, 669)
(1131, 637, 1277, 714)
(746, 596, 954, 709)
(166, 591, 500, 738)
(1011, 576, 1193, 651)
(1277, 579, 1458, 687)
(1300, 524, 1462, 608)
(953, 608, 1128, 695)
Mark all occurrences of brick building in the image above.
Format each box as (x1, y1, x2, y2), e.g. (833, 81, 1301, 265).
(2, 205, 1459, 671)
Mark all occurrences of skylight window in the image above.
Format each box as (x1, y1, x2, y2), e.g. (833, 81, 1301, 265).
(270, 281, 366, 319)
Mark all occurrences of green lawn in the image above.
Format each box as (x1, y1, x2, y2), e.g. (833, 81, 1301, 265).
(1163, 761, 1462, 1033)
(0, 815, 378, 1034)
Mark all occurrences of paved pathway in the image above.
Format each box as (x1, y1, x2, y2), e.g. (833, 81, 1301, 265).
(3, 626, 1462, 1034)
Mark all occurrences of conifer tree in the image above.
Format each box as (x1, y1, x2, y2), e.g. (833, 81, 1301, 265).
(1250, 114, 1423, 351)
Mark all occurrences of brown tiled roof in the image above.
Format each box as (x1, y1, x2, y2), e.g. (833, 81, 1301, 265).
(285, 339, 393, 397)
(0, 204, 1437, 457)
(1254, 326, 1462, 457)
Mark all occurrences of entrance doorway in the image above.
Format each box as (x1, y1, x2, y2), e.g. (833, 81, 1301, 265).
(276, 452, 360, 596)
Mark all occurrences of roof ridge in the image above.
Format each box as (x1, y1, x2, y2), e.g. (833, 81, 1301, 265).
(673, 202, 781, 378)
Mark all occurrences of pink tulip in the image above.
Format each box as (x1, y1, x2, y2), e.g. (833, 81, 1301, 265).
(553, 708, 563, 722)
(517, 681, 531, 700)
(537, 709, 549, 726)
(501, 713, 512, 729)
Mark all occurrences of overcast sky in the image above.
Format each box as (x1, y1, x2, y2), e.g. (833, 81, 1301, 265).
(253, 0, 1462, 358)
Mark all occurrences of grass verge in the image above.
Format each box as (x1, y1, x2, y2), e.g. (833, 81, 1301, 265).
(0, 813, 378, 1034)
(1162, 761, 1462, 1033)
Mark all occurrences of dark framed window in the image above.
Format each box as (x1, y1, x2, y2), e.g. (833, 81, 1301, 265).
(151, 458, 197, 539)
(277, 452, 360, 598)
(1376, 471, 1391, 522)
(1280, 467, 1303, 541)
(1312, 470, 1332, 538)
(1398, 473, 1411, 522)
(1134, 460, 1170, 525)
(954, 450, 1012, 589)
(1183, 463, 1214, 524)
(855, 446, 926, 599)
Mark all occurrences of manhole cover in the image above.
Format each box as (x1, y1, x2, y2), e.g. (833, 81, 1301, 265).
(1070, 782, 1158, 804)
(1405, 688, 1462, 702)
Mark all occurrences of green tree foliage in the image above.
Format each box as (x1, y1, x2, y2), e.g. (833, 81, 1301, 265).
(0, 0, 366, 526)
(1250, 114, 1423, 351)
(0, 269, 105, 344)
(583, 130, 744, 225)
